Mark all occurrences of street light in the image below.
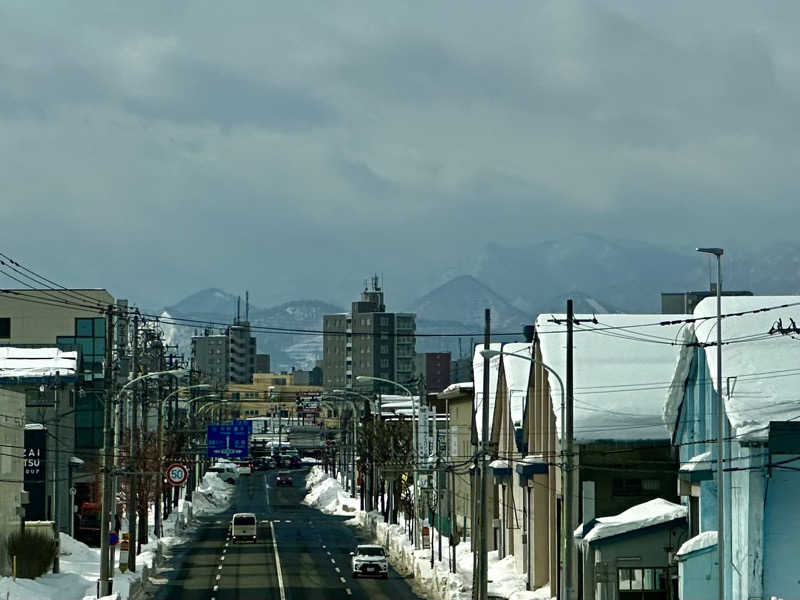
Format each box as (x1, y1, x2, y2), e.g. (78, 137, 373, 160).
(99, 368, 184, 597)
(356, 375, 421, 549)
(480, 347, 565, 594)
(324, 392, 360, 497)
(697, 246, 724, 600)
(154, 384, 211, 537)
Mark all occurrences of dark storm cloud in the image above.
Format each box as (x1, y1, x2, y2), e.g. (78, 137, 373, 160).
(1, 1, 800, 307)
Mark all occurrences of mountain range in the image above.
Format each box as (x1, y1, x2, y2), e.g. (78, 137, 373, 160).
(157, 234, 800, 371)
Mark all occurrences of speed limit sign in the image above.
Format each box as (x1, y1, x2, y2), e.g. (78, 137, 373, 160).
(166, 463, 188, 487)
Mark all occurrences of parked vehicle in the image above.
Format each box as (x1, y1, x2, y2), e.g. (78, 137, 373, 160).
(231, 512, 257, 544)
(275, 471, 293, 486)
(207, 464, 238, 484)
(76, 502, 102, 546)
(351, 544, 388, 578)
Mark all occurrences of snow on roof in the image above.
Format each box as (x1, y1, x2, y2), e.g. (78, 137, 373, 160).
(680, 450, 712, 472)
(473, 343, 502, 442)
(441, 381, 474, 395)
(536, 314, 690, 442)
(575, 498, 687, 545)
(0, 347, 78, 379)
(676, 530, 717, 557)
(691, 295, 800, 440)
(503, 343, 532, 425)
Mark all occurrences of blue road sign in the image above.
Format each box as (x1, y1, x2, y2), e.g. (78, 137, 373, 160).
(207, 424, 249, 459)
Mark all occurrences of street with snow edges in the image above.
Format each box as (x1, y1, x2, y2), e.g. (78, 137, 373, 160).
(0, 466, 553, 600)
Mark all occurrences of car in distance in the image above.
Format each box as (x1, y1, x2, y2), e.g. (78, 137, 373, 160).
(351, 544, 388, 578)
(234, 459, 253, 475)
(275, 471, 293, 486)
(231, 512, 257, 544)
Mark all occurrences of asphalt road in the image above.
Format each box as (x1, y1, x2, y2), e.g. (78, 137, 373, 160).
(151, 468, 424, 600)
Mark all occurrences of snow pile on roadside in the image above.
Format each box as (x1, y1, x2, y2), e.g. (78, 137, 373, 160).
(192, 471, 235, 516)
(303, 466, 553, 600)
(303, 467, 359, 515)
(0, 531, 143, 600)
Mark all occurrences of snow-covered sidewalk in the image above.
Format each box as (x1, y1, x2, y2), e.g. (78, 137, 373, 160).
(0, 470, 235, 600)
(303, 466, 553, 600)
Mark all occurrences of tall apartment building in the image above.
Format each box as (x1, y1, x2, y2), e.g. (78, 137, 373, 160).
(229, 320, 256, 383)
(323, 277, 416, 394)
(191, 319, 256, 385)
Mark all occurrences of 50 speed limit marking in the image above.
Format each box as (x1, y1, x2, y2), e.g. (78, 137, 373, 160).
(166, 463, 188, 486)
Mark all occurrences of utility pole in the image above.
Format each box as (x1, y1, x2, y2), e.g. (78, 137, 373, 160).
(563, 299, 575, 600)
(475, 308, 490, 600)
(127, 315, 139, 573)
(98, 304, 115, 597)
(52, 372, 60, 574)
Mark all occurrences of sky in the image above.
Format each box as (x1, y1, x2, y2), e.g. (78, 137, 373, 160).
(2, 1, 800, 309)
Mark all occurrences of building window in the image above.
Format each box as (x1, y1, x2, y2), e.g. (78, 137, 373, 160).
(380, 359, 389, 368)
(380, 345, 389, 354)
(380, 317, 389, 326)
(617, 568, 668, 593)
(0, 318, 9, 338)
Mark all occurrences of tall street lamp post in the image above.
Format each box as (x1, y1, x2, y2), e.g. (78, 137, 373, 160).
(697, 246, 724, 600)
(99, 368, 184, 596)
(154, 384, 210, 537)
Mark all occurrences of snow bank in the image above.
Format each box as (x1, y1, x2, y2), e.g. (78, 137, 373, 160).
(304, 467, 554, 600)
(192, 471, 235, 516)
(576, 498, 687, 545)
(303, 467, 359, 515)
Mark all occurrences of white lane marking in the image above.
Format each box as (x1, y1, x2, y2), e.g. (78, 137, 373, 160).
(270, 520, 287, 600)
(330, 558, 336, 564)
(326, 551, 331, 556)
(322, 545, 326, 549)
(335, 567, 341, 573)
(220, 555, 225, 561)
(213, 585, 218, 591)
(346, 589, 352, 596)
(218, 564, 223, 570)
(339, 576, 346, 584)
(216, 574, 221, 581)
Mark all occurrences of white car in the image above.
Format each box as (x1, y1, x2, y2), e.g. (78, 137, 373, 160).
(231, 512, 257, 544)
(351, 544, 388, 579)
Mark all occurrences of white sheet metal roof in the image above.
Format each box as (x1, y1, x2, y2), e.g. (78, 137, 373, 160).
(0, 347, 78, 379)
(536, 314, 689, 442)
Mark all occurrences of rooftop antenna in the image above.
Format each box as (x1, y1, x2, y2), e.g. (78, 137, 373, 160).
(246, 291, 249, 321)
(237, 296, 241, 321)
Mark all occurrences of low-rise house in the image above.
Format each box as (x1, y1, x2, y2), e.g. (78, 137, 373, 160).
(0, 347, 78, 532)
(0, 387, 25, 575)
(439, 382, 475, 541)
(574, 498, 688, 599)
(663, 296, 800, 599)
(525, 314, 687, 599)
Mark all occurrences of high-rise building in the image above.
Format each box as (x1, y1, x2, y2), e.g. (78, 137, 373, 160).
(191, 319, 256, 385)
(323, 276, 416, 394)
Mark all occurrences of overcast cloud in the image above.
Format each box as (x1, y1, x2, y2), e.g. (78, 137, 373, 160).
(2, 1, 799, 308)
